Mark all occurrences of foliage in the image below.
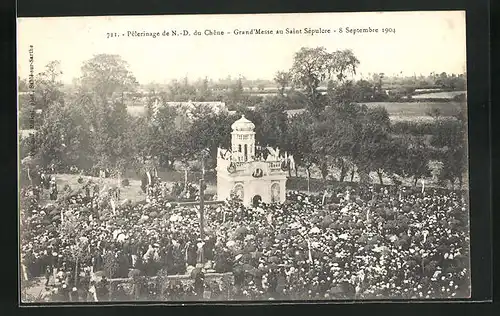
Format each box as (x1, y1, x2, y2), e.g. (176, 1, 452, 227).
(284, 112, 317, 173)
(187, 111, 236, 161)
(254, 96, 289, 148)
(274, 71, 291, 96)
(290, 47, 359, 115)
(79, 54, 138, 104)
(18, 49, 468, 191)
(391, 136, 433, 185)
(18, 76, 29, 92)
(33, 60, 65, 111)
(72, 54, 139, 173)
(328, 80, 376, 106)
(34, 100, 92, 169)
(429, 115, 467, 188)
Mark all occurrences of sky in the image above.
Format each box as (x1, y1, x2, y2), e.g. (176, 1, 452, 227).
(17, 11, 467, 85)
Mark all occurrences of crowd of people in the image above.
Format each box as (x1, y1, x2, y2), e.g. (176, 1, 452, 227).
(20, 175, 470, 302)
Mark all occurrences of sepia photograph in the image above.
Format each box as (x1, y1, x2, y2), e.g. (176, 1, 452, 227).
(17, 11, 470, 303)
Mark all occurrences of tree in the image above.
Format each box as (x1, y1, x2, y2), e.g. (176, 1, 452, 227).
(353, 80, 375, 102)
(32, 60, 65, 113)
(254, 96, 289, 148)
(371, 73, 388, 101)
(76, 55, 138, 172)
(197, 77, 213, 101)
(284, 112, 317, 177)
(274, 71, 291, 96)
(370, 138, 400, 185)
(34, 101, 92, 169)
(328, 80, 355, 107)
(228, 77, 245, 106)
(312, 105, 354, 181)
(18, 76, 29, 92)
(392, 137, 432, 186)
(430, 114, 467, 189)
(145, 89, 162, 121)
(135, 101, 185, 169)
(346, 105, 393, 184)
(88, 100, 136, 174)
(18, 95, 36, 129)
(329, 79, 375, 105)
(79, 54, 138, 105)
(187, 111, 236, 165)
(290, 47, 359, 116)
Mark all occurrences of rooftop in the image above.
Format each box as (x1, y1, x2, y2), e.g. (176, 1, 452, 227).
(231, 115, 255, 132)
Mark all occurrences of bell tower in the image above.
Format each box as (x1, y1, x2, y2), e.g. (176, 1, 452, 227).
(230, 115, 256, 162)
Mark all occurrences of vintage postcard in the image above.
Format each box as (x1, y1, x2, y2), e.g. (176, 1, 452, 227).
(17, 11, 469, 303)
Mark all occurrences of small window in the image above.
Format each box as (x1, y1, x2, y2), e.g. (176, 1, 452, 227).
(238, 144, 242, 152)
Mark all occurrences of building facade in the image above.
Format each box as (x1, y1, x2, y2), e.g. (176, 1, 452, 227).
(216, 115, 288, 207)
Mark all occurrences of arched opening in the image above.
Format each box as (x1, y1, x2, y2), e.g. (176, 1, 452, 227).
(244, 144, 248, 161)
(252, 195, 262, 207)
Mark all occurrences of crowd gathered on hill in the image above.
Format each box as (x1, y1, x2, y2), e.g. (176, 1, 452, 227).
(20, 171, 470, 302)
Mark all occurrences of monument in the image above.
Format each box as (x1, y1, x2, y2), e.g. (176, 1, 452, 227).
(216, 115, 289, 206)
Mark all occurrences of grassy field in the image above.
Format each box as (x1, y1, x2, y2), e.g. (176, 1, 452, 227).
(412, 91, 466, 99)
(287, 101, 462, 121)
(364, 101, 462, 117)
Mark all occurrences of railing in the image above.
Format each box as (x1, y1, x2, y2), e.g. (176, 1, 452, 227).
(217, 158, 285, 173)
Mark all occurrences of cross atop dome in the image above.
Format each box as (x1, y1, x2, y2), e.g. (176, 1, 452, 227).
(231, 115, 256, 162)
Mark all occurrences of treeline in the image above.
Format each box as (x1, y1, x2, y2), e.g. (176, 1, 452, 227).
(117, 74, 466, 111)
(20, 92, 467, 189)
(18, 50, 467, 189)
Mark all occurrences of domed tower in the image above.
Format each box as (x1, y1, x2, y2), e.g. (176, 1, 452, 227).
(216, 115, 288, 207)
(231, 115, 255, 162)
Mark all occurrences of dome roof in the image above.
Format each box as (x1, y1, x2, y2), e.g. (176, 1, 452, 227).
(231, 115, 255, 132)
